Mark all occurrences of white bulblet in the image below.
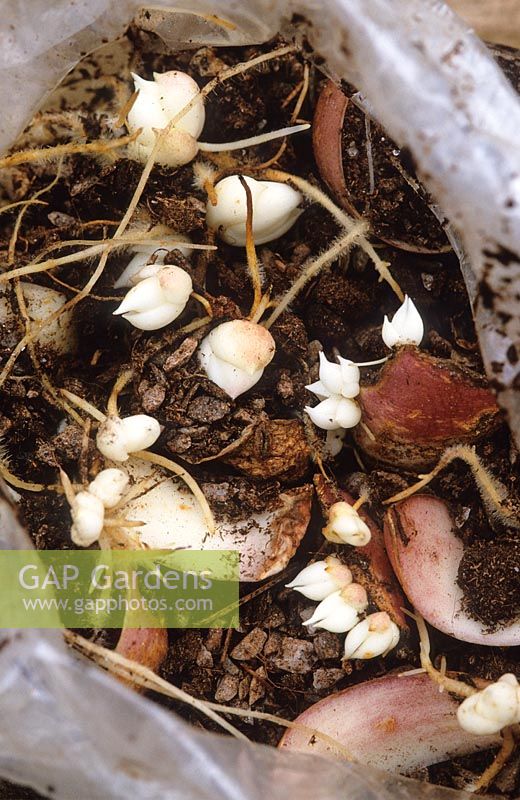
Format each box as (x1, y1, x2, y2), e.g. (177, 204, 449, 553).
(303, 583, 368, 633)
(323, 501, 372, 547)
(120, 415, 162, 453)
(198, 320, 276, 399)
(206, 175, 302, 246)
(88, 468, 129, 509)
(285, 556, 352, 601)
(305, 396, 361, 431)
(127, 71, 205, 167)
(126, 71, 309, 168)
(307, 352, 360, 400)
(96, 415, 161, 462)
(113, 265, 193, 330)
(382, 295, 424, 348)
(70, 491, 105, 547)
(457, 675, 520, 735)
(343, 612, 400, 659)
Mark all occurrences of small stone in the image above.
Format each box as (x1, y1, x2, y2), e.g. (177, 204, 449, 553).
(163, 337, 198, 371)
(51, 424, 83, 461)
(141, 384, 166, 413)
(249, 667, 267, 706)
(190, 47, 227, 77)
(230, 628, 267, 661)
(300, 606, 316, 625)
(313, 631, 341, 661)
(269, 637, 316, 674)
(264, 632, 282, 657)
(214, 674, 239, 702)
(276, 370, 295, 401)
(167, 431, 192, 454)
(312, 668, 344, 692)
(222, 657, 239, 676)
(187, 396, 231, 423)
(205, 629, 223, 652)
(263, 605, 285, 629)
(238, 676, 250, 701)
(196, 645, 213, 668)
(48, 210, 76, 228)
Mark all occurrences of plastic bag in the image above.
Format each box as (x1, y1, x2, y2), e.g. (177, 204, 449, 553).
(1, 1, 519, 797)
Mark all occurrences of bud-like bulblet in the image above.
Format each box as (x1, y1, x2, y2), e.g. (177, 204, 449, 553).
(343, 612, 400, 659)
(285, 556, 353, 601)
(303, 583, 368, 633)
(382, 295, 424, 349)
(88, 468, 129, 509)
(113, 265, 193, 330)
(127, 71, 205, 167)
(323, 501, 371, 547)
(198, 320, 276, 399)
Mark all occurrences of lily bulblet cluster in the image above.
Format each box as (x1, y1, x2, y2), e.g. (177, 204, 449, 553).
(305, 352, 361, 431)
(287, 557, 400, 657)
(198, 319, 276, 399)
(206, 175, 302, 246)
(113, 264, 193, 330)
(287, 556, 367, 634)
(382, 295, 424, 349)
(323, 501, 372, 547)
(457, 674, 520, 735)
(127, 71, 205, 167)
(69, 468, 129, 547)
(96, 414, 161, 461)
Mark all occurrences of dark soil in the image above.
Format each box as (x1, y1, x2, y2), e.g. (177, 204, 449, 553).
(458, 539, 520, 627)
(339, 94, 449, 253)
(0, 28, 519, 799)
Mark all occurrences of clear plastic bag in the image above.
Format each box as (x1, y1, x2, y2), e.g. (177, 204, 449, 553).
(1, 1, 519, 797)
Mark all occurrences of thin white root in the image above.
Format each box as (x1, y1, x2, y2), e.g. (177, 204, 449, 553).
(264, 224, 367, 329)
(60, 390, 106, 423)
(58, 389, 215, 533)
(107, 369, 133, 418)
(0, 465, 48, 492)
(59, 469, 77, 507)
(249, 292, 271, 324)
(198, 124, 309, 152)
(467, 727, 517, 793)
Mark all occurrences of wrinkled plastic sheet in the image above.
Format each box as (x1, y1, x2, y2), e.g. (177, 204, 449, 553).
(1, 1, 519, 797)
